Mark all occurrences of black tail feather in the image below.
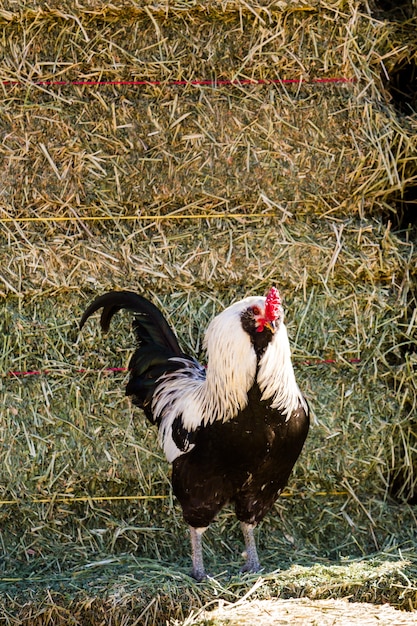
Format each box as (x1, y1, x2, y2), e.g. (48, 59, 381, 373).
(79, 290, 182, 355)
(80, 290, 192, 425)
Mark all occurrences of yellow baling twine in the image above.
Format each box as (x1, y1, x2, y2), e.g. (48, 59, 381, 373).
(0, 213, 277, 224)
(0, 495, 167, 506)
(0, 491, 347, 507)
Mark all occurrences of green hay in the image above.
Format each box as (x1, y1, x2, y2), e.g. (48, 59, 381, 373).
(0, 547, 416, 624)
(0, 1, 416, 624)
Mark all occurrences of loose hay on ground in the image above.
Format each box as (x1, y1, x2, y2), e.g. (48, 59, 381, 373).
(190, 597, 417, 626)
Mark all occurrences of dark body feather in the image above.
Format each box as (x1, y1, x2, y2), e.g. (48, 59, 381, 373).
(172, 381, 309, 529)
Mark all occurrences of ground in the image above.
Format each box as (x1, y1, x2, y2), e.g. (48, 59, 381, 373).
(192, 598, 417, 626)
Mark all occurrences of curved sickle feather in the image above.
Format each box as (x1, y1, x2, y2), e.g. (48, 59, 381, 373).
(79, 290, 182, 356)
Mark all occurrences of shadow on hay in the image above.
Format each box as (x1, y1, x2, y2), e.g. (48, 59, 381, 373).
(0, 542, 416, 625)
(371, 0, 417, 22)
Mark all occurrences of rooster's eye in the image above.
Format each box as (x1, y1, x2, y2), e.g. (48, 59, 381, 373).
(252, 306, 261, 316)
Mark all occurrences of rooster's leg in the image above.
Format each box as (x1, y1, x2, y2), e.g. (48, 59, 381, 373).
(240, 522, 261, 573)
(189, 526, 207, 581)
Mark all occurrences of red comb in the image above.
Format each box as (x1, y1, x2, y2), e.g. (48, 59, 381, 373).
(265, 287, 281, 321)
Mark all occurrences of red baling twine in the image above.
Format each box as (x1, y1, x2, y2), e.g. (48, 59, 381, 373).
(5, 359, 361, 379)
(2, 77, 354, 88)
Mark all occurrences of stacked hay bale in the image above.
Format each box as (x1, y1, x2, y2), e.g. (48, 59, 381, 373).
(0, 0, 416, 621)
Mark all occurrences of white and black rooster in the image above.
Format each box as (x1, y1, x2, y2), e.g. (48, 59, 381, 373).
(80, 287, 309, 580)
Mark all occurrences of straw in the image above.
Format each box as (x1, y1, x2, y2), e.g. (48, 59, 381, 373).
(0, 1, 416, 623)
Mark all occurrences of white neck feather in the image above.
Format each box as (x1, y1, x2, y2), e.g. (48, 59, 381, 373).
(200, 300, 258, 422)
(257, 323, 307, 417)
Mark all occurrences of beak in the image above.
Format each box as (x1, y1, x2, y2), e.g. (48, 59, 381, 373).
(264, 320, 276, 334)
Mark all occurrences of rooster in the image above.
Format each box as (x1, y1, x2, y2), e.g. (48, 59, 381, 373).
(79, 287, 309, 580)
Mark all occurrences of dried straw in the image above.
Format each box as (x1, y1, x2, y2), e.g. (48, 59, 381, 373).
(0, 1, 416, 624)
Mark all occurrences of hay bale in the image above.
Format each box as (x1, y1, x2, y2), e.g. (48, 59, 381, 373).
(0, 0, 416, 622)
